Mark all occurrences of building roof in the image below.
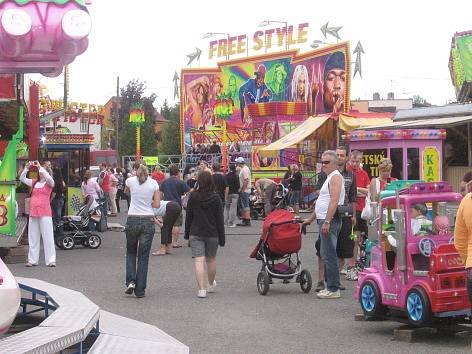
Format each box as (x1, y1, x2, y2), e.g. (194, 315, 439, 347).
(362, 115, 472, 130)
(394, 103, 472, 121)
(154, 111, 168, 123)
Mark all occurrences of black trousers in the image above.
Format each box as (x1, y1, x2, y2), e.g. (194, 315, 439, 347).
(161, 202, 182, 245)
(116, 189, 130, 212)
(467, 268, 472, 307)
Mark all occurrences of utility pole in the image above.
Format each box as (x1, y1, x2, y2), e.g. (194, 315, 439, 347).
(115, 76, 119, 154)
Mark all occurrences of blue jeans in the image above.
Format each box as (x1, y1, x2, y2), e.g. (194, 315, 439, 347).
(125, 216, 155, 296)
(317, 218, 341, 292)
(51, 196, 64, 226)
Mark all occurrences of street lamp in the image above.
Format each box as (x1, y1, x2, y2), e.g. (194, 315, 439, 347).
(310, 40, 331, 49)
(202, 32, 230, 60)
(258, 20, 288, 50)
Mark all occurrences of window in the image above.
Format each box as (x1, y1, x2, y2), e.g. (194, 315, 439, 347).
(80, 117, 88, 132)
(390, 148, 403, 180)
(407, 148, 419, 180)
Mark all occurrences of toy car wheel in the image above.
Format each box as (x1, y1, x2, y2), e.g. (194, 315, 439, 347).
(250, 210, 259, 220)
(87, 234, 101, 249)
(59, 235, 75, 250)
(257, 271, 270, 295)
(298, 269, 312, 293)
(406, 287, 432, 327)
(360, 281, 385, 317)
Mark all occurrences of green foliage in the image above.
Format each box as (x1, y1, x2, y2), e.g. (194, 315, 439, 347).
(118, 79, 158, 156)
(158, 100, 181, 155)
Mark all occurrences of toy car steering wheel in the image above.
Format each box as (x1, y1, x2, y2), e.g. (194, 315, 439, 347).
(418, 237, 436, 257)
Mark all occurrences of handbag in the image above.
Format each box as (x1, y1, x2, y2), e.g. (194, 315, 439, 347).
(24, 180, 37, 216)
(337, 204, 353, 218)
(361, 178, 380, 220)
(24, 197, 31, 216)
(181, 193, 190, 210)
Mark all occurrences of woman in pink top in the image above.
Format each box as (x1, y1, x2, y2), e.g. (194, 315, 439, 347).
(81, 170, 102, 201)
(20, 162, 56, 267)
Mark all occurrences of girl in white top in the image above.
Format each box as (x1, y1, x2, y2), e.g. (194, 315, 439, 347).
(123, 165, 160, 298)
(81, 170, 102, 201)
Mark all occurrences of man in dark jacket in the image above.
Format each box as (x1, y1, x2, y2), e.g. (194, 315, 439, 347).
(212, 163, 228, 203)
(224, 164, 240, 227)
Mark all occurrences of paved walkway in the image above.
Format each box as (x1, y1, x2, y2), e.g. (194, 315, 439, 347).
(9, 209, 471, 354)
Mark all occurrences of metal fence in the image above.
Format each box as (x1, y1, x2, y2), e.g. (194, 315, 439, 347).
(122, 152, 252, 172)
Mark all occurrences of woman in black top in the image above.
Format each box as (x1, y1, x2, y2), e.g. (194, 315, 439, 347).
(51, 166, 65, 227)
(185, 171, 225, 298)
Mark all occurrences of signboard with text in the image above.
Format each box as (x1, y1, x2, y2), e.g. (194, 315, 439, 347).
(362, 149, 387, 179)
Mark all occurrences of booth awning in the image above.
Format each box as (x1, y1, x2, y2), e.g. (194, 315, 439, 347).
(338, 113, 393, 131)
(361, 115, 472, 130)
(258, 116, 329, 157)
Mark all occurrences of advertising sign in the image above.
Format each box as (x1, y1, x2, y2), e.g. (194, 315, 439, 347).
(181, 42, 350, 151)
(361, 149, 387, 179)
(422, 146, 440, 182)
(449, 31, 472, 102)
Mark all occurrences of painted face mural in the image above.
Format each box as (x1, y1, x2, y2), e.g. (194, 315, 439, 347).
(181, 44, 349, 150)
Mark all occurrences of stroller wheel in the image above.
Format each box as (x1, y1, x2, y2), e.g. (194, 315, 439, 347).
(59, 235, 75, 250)
(298, 269, 312, 293)
(257, 271, 270, 295)
(87, 234, 101, 249)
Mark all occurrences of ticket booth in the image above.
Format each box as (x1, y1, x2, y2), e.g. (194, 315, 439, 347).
(343, 129, 445, 181)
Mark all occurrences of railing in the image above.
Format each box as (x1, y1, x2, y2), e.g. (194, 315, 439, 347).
(122, 152, 252, 172)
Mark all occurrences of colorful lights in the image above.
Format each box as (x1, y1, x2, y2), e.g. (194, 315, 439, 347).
(344, 129, 447, 141)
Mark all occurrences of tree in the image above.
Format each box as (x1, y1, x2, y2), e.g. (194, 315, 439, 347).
(118, 79, 158, 157)
(158, 100, 181, 155)
(412, 95, 432, 107)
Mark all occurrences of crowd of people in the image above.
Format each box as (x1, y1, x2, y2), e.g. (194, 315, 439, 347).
(303, 148, 397, 299)
(20, 149, 400, 301)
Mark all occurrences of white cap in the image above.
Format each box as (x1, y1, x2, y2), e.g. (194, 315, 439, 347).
(235, 157, 245, 163)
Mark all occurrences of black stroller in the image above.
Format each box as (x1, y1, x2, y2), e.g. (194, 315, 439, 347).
(54, 197, 104, 250)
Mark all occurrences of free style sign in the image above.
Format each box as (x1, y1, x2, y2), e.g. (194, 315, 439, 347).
(208, 23, 309, 59)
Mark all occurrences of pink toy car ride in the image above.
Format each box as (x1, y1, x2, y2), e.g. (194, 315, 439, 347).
(354, 182, 470, 327)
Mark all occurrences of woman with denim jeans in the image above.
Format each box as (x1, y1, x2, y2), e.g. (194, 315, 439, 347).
(124, 165, 160, 298)
(51, 166, 65, 228)
(224, 164, 239, 227)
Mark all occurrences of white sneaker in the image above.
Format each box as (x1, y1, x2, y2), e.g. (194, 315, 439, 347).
(208, 280, 216, 293)
(317, 288, 329, 296)
(197, 289, 207, 298)
(317, 290, 341, 299)
(340, 266, 348, 275)
(228, 224, 237, 228)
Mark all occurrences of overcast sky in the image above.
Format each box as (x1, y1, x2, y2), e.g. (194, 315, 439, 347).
(32, 0, 472, 108)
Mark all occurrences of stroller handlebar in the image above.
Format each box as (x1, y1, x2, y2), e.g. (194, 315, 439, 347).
(268, 219, 307, 235)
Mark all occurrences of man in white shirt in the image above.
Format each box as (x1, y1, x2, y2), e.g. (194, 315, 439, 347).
(235, 157, 252, 226)
(304, 150, 345, 299)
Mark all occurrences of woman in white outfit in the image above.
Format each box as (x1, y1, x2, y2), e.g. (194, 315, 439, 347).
(20, 161, 56, 267)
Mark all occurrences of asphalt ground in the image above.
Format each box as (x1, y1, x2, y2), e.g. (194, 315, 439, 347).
(9, 207, 471, 354)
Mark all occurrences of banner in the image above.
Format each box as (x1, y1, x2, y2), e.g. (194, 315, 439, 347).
(422, 147, 440, 182)
(181, 42, 350, 151)
(67, 187, 84, 216)
(457, 35, 472, 82)
(361, 149, 387, 179)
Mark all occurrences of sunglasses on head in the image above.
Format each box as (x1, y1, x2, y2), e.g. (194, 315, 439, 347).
(321, 160, 332, 165)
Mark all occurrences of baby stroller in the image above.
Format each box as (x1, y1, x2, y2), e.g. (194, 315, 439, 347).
(250, 209, 312, 295)
(249, 188, 265, 220)
(272, 183, 291, 211)
(54, 197, 104, 250)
